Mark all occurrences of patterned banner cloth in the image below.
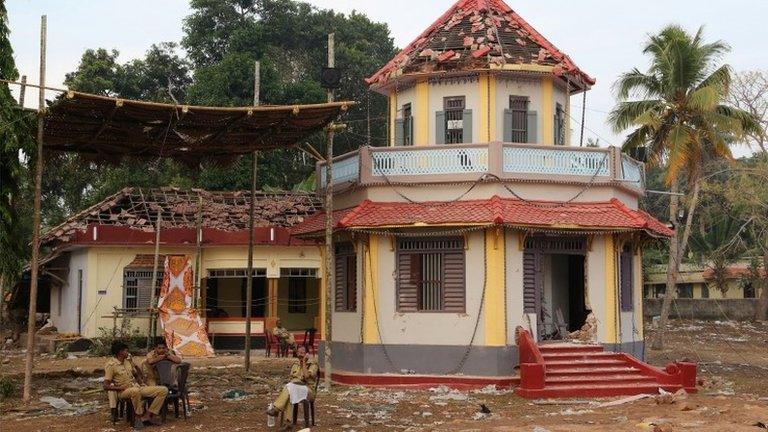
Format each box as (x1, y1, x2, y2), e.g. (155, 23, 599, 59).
(157, 255, 215, 357)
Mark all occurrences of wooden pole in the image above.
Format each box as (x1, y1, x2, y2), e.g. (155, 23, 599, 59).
(147, 210, 162, 349)
(22, 15, 46, 403)
(19, 75, 27, 106)
(244, 61, 260, 372)
(323, 33, 335, 391)
(194, 194, 202, 309)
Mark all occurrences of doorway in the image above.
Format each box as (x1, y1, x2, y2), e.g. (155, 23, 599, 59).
(523, 236, 589, 341)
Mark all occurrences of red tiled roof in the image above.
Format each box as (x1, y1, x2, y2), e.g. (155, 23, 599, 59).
(291, 197, 673, 237)
(702, 265, 766, 280)
(366, 0, 595, 88)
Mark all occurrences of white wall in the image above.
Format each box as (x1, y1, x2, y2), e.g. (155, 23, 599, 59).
(427, 78, 481, 144)
(505, 230, 525, 345)
(587, 235, 608, 343)
(51, 249, 88, 334)
(374, 231, 486, 345)
(494, 77, 543, 143)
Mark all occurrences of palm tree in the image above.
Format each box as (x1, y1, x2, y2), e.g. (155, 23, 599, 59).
(609, 25, 762, 349)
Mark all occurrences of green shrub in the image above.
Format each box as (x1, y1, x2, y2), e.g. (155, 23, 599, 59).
(0, 377, 15, 399)
(88, 318, 148, 357)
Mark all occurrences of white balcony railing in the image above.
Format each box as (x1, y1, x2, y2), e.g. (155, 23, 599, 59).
(318, 143, 644, 193)
(371, 147, 488, 176)
(502, 147, 610, 177)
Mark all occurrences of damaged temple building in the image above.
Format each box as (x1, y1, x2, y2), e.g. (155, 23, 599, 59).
(13, 0, 701, 398)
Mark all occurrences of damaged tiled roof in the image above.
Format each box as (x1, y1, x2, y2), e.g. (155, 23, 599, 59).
(42, 187, 322, 245)
(292, 197, 672, 237)
(366, 0, 595, 88)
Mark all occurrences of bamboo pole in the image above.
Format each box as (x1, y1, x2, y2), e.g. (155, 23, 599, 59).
(244, 61, 260, 371)
(323, 33, 335, 391)
(147, 210, 162, 349)
(23, 15, 46, 403)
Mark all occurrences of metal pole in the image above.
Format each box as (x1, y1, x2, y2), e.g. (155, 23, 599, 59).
(323, 32, 335, 391)
(147, 210, 162, 349)
(579, 88, 587, 147)
(244, 61, 260, 371)
(23, 15, 46, 403)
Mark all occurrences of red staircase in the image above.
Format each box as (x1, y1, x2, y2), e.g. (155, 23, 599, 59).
(515, 328, 697, 398)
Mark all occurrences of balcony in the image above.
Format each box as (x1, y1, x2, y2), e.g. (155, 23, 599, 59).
(318, 142, 644, 194)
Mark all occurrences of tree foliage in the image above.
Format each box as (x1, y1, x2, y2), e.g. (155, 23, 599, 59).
(26, 0, 396, 230)
(0, 3, 35, 280)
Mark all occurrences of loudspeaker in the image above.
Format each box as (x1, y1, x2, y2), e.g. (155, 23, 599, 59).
(320, 67, 342, 89)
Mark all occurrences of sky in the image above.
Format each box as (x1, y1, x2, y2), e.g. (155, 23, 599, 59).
(6, 0, 768, 153)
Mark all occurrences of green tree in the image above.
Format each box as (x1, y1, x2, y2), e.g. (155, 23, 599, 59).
(609, 25, 762, 348)
(0, 3, 35, 319)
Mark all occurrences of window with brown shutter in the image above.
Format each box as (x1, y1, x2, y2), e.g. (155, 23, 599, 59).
(620, 244, 633, 311)
(509, 96, 529, 143)
(396, 237, 465, 312)
(335, 243, 357, 312)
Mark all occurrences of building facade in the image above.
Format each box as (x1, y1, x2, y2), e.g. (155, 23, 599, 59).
(288, 0, 672, 383)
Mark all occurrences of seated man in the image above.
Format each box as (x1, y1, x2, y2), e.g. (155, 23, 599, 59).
(142, 341, 182, 386)
(272, 319, 296, 351)
(104, 341, 169, 428)
(267, 345, 317, 426)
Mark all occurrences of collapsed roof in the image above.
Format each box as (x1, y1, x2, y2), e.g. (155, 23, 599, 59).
(366, 0, 594, 90)
(42, 187, 322, 246)
(42, 91, 352, 162)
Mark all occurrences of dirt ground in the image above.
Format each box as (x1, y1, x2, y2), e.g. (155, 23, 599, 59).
(1, 319, 767, 431)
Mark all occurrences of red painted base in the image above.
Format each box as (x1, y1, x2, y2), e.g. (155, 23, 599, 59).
(318, 370, 520, 390)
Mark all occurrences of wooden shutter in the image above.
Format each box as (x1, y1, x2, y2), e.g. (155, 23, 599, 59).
(435, 111, 445, 144)
(620, 247, 633, 311)
(394, 118, 404, 146)
(335, 253, 346, 311)
(526, 111, 538, 144)
(335, 243, 356, 312)
(462, 109, 473, 143)
(523, 250, 541, 313)
(397, 252, 419, 312)
(442, 249, 466, 312)
(503, 108, 513, 142)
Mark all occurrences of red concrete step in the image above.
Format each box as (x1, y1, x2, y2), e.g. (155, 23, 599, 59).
(538, 344, 604, 354)
(545, 359, 628, 369)
(545, 374, 658, 386)
(545, 366, 642, 376)
(542, 351, 622, 361)
(516, 382, 682, 399)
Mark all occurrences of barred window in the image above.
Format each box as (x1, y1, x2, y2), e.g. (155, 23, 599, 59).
(335, 243, 357, 312)
(396, 237, 465, 312)
(444, 96, 465, 144)
(509, 96, 529, 143)
(123, 269, 163, 311)
(677, 283, 693, 299)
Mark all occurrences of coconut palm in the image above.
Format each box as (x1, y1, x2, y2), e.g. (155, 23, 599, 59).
(609, 25, 763, 349)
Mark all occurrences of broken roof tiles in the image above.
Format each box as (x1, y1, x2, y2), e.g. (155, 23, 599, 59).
(366, 0, 594, 88)
(41, 187, 322, 246)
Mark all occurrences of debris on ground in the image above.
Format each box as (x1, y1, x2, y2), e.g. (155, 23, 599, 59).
(654, 389, 687, 405)
(40, 396, 72, 410)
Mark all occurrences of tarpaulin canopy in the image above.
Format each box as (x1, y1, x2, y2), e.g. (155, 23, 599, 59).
(42, 90, 353, 160)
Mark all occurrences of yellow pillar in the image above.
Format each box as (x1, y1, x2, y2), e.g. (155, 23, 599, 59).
(362, 235, 380, 343)
(541, 76, 554, 145)
(484, 228, 506, 346)
(604, 235, 618, 344)
(478, 73, 497, 142)
(266, 278, 279, 327)
(389, 90, 397, 147)
(415, 79, 429, 146)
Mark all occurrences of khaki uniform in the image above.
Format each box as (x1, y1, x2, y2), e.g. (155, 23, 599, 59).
(273, 326, 296, 346)
(105, 357, 168, 416)
(141, 350, 182, 386)
(273, 357, 318, 423)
